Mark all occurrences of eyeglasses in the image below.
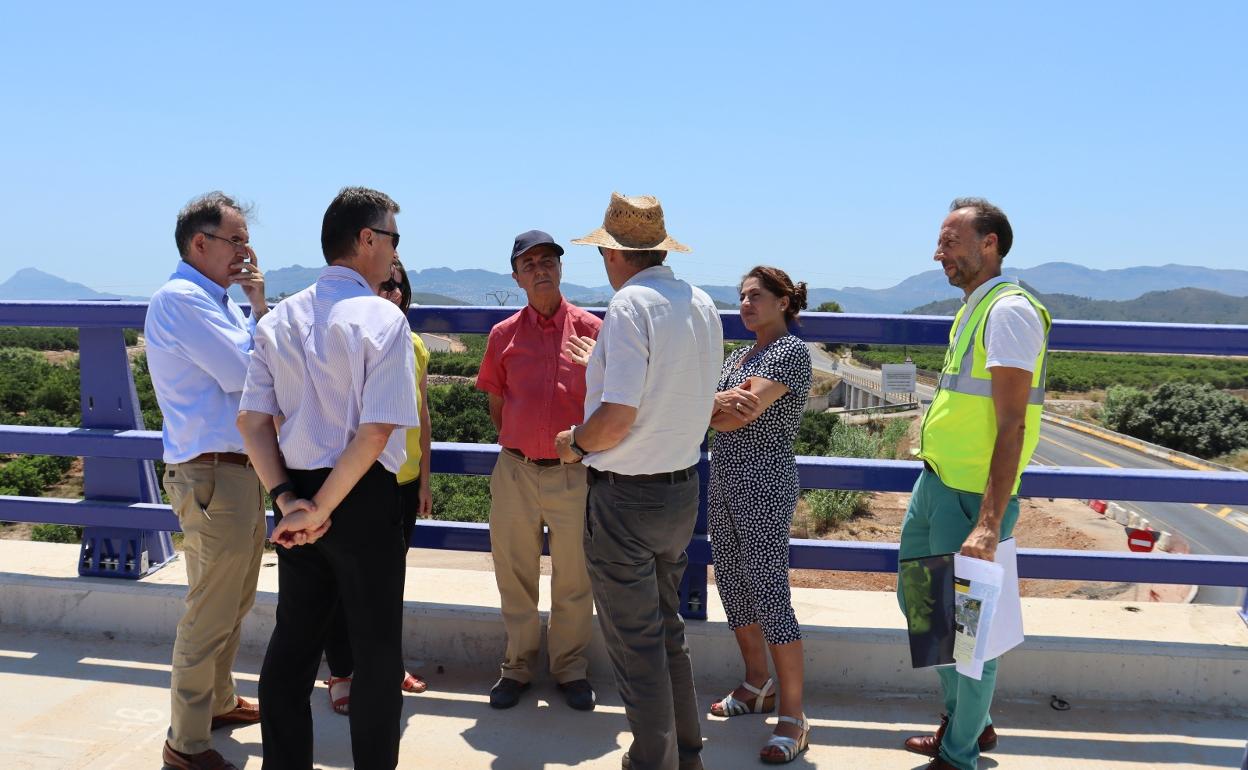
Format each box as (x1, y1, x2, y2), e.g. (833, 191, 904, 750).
(370, 227, 400, 250)
(379, 278, 400, 293)
(199, 232, 249, 251)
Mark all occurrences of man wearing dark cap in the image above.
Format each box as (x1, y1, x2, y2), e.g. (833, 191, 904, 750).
(475, 230, 602, 711)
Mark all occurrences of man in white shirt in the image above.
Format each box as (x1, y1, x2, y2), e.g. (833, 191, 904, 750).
(146, 192, 268, 770)
(557, 193, 723, 770)
(237, 187, 419, 770)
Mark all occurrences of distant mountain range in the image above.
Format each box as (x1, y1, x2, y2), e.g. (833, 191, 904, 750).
(0, 268, 148, 301)
(909, 284, 1248, 324)
(4, 262, 1248, 319)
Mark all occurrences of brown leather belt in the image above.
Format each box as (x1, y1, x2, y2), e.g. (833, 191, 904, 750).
(502, 447, 562, 467)
(188, 452, 252, 467)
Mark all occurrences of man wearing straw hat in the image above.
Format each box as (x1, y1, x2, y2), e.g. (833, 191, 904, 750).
(556, 193, 723, 770)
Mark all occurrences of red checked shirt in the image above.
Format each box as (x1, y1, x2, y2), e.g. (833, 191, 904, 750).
(476, 298, 602, 460)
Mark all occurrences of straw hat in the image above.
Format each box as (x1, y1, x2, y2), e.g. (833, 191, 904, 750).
(571, 192, 691, 253)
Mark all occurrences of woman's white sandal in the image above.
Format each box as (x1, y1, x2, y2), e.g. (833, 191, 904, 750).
(709, 676, 775, 717)
(760, 714, 810, 764)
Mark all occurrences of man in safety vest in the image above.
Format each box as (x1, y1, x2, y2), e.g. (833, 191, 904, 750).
(899, 198, 1051, 770)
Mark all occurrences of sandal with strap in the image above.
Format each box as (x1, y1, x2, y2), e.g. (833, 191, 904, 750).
(760, 714, 811, 764)
(401, 671, 427, 694)
(709, 677, 775, 717)
(326, 676, 351, 716)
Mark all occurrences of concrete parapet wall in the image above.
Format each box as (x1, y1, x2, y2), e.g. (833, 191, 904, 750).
(1, 541, 1244, 710)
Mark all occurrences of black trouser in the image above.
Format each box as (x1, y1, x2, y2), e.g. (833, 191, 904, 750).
(259, 463, 407, 770)
(325, 478, 419, 678)
(585, 466, 704, 770)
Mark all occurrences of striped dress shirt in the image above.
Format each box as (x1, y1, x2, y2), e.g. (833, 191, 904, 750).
(239, 266, 420, 474)
(144, 260, 256, 464)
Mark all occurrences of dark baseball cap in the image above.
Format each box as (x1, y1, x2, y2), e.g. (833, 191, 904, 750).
(510, 230, 565, 268)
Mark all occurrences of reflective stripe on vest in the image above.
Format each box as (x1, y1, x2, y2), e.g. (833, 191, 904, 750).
(919, 281, 1051, 494)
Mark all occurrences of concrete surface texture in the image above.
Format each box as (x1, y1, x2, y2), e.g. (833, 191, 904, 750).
(1, 540, 1247, 768)
(0, 629, 1244, 770)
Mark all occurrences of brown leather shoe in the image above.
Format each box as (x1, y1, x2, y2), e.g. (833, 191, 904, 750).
(162, 741, 238, 770)
(210, 695, 260, 730)
(904, 714, 998, 756)
(925, 758, 958, 770)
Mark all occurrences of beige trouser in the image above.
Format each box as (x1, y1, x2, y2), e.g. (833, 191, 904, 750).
(163, 460, 265, 755)
(489, 449, 593, 684)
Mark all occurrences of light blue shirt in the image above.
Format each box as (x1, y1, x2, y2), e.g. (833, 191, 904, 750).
(144, 261, 256, 464)
(240, 266, 419, 474)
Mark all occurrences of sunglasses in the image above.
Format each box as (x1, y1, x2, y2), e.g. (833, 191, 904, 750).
(370, 227, 400, 249)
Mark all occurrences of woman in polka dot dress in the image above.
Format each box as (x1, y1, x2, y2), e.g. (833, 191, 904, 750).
(707, 265, 813, 764)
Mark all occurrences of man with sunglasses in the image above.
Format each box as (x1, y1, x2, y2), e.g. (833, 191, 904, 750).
(238, 186, 419, 770)
(145, 192, 269, 770)
(476, 230, 602, 711)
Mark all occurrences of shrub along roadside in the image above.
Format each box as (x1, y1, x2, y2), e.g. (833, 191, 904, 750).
(1102, 382, 1248, 459)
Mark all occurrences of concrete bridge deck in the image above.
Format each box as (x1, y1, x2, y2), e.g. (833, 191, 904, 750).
(0, 540, 1245, 768)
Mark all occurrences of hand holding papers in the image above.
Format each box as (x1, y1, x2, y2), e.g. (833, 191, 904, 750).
(901, 539, 1024, 680)
(952, 553, 1003, 679)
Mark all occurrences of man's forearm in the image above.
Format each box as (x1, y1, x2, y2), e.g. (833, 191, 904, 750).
(238, 411, 289, 493)
(311, 425, 395, 515)
(576, 403, 637, 452)
(978, 420, 1026, 533)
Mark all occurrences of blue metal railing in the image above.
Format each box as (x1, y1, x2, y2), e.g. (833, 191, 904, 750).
(2, 300, 1248, 623)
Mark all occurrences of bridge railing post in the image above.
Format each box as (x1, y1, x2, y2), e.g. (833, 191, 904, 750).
(679, 440, 711, 620)
(76, 325, 175, 578)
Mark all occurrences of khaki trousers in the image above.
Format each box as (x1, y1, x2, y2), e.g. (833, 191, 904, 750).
(164, 461, 265, 755)
(489, 449, 593, 684)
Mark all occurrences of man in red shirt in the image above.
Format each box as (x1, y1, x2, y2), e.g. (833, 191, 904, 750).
(476, 230, 603, 712)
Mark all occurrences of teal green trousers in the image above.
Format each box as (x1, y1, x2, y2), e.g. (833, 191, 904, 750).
(897, 470, 1019, 770)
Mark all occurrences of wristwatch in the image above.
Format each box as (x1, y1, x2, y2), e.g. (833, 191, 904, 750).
(268, 481, 295, 501)
(569, 426, 587, 459)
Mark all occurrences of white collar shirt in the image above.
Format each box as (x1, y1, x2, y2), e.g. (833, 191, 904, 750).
(239, 266, 420, 474)
(583, 265, 724, 475)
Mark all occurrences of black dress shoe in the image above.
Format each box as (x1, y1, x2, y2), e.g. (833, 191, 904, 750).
(489, 677, 530, 709)
(558, 679, 596, 711)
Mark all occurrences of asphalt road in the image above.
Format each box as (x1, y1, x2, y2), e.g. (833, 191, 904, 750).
(811, 345, 1248, 606)
(1030, 421, 1248, 606)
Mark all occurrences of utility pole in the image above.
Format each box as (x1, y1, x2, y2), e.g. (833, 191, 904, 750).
(485, 290, 517, 306)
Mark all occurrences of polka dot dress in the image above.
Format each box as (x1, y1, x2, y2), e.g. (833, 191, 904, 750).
(707, 334, 812, 645)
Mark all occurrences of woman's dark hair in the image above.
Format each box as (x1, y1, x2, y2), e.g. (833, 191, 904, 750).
(739, 265, 808, 324)
(391, 258, 413, 314)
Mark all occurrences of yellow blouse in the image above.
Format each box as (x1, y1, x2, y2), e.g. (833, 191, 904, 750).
(396, 332, 430, 485)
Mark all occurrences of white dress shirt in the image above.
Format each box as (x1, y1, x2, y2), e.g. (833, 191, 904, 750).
(239, 266, 420, 474)
(144, 261, 256, 464)
(583, 265, 724, 475)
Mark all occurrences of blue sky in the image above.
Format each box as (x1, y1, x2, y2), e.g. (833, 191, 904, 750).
(0, 1, 1244, 297)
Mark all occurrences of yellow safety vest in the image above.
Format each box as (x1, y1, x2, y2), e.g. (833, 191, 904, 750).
(918, 281, 1051, 494)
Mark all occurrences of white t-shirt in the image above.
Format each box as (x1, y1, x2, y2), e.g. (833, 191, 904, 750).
(965, 277, 1045, 373)
(583, 265, 724, 475)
